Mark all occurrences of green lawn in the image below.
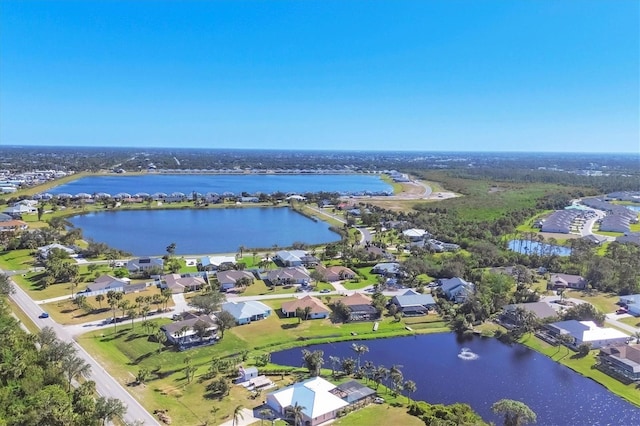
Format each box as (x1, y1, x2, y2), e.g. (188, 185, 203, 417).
(0, 249, 35, 270)
(618, 316, 640, 328)
(7, 298, 40, 334)
(565, 290, 619, 313)
(521, 334, 640, 407)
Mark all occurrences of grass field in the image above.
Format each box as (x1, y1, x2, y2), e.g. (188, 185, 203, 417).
(42, 286, 174, 325)
(0, 249, 35, 270)
(565, 290, 619, 314)
(7, 298, 40, 334)
(618, 316, 640, 328)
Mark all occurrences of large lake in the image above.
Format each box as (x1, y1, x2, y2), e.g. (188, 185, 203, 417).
(271, 334, 640, 425)
(69, 207, 340, 256)
(48, 174, 393, 196)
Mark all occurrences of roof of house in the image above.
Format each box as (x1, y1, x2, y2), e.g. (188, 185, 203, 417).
(316, 265, 356, 280)
(161, 313, 217, 337)
(600, 344, 640, 371)
(222, 301, 271, 321)
(266, 266, 311, 282)
(621, 294, 640, 305)
(337, 292, 372, 307)
(0, 213, 12, 222)
(268, 377, 349, 419)
(402, 228, 427, 238)
(281, 295, 330, 315)
(549, 273, 586, 286)
(127, 257, 163, 268)
(88, 275, 128, 291)
(216, 269, 254, 284)
(503, 302, 558, 320)
(392, 289, 435, 307)
(372, 262, 400, 273)
(0, 219, 28, 229)
(549, 320, 628, 343)
(163, 273, 206, 290)
(440, 277, 473, 294)
(200, 255, 236, 267)
(275, 250, 308, 263)
(38, 243, 75, 254)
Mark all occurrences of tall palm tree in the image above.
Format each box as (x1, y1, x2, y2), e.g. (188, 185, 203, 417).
(232, 405, 244, 426)
(404, 380, 417, 404)
(258, 408, 271, 426)
(285, 402, 306, 426)
(352, 343, 369, 369)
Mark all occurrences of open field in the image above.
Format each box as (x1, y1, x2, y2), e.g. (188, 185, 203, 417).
(42, 285, 173, 325)
(0, 249, 35, 271)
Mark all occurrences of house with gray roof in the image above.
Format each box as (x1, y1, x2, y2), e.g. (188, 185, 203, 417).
(266, 266, 311, 286)
(371, 262, 401, 277)
(273, 250, 319, 267)
(501, 302, 558, 326)
(221, 300, 271, 325)
(216, 269, 255, 291)
(160, 273, 206, 293)
(391, 289, 436, 316)
(37, 243, 76, 260)
(439, 277, 474, 303)
(160, 313, 218, 347)
(127, 257, 164, 273)
(548, 273, 587, 290)
(617, 232, 640, 246)
(85, 275, 129, 293)
(599, 344, 640, 382)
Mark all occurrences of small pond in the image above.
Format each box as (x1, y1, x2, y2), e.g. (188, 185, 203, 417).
(270, 334, 640, 425)
(508, 240, 571, 256)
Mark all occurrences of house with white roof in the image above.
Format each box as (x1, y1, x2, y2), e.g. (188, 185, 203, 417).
(273, 250, 319, 267)
(221, 301, 271, 325)
(402, 228, 428, 241)
(266, 377, 349, 426)
(545, 320, 628, 349)
(127, 257, 164, 273)
(199, 255, 236, 271)
(37, 243, 76, 260)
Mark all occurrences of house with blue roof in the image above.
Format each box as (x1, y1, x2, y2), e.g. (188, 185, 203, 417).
(371, 262, 402, 277)
(221, 300, 271, 325)
(391, 289, 436, 316)
(620, 294, 640, 317)
(439, 277, 475, 303)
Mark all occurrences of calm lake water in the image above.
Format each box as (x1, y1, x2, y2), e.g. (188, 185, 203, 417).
(69, 207, 340, 256)
(48, 174, 392, 196)
(271, 334, 640, 425)
(508, 240, 572, 256)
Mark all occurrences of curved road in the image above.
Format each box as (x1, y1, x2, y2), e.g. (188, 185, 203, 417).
(6, 270, 160, 426)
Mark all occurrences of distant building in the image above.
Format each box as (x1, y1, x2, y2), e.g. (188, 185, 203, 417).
(548, 273, 587, 290)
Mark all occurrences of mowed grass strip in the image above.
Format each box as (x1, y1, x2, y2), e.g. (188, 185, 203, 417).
(0, 249, 35, 270)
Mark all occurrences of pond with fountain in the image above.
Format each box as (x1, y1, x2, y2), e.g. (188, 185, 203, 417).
(270, 333, 640, 425)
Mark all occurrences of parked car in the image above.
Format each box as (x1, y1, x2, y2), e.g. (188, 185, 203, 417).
(39, 312, 49, 319)
(320, 289, 331, 293)
(373, 397, 385, 404)
(616, 308, 628, 315)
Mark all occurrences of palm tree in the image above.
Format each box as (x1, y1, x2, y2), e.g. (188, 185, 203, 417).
(95, 294, 105, 309)
(634, 331, 640, 344)
(404, 380, 417, 404)
(128, 308, 138, 330)
(258, 408, 271, 426)
(352, 343, 369, 369)
(329, 355, 341, 378)
(285, 402, 306, 426)
(303, 306, 312, 320)
(155, 329, 167, 352)
(61, 355, 91, 392)
(232, 405, 245, 426)
(491, 399, 537, 426)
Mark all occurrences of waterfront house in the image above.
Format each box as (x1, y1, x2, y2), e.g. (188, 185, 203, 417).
(315, 265, 356, 282)
(0, 219, 29, 233)
(439, 277, 475, 303)
(160, 313, 218, 347)
(160, 273, 206, 293)
(221, 300, 271, 325)
(85, 275, 128, 293)
(598, 344, 640, 382)
(500, 302, 559, 326)
(330, 380, 376, 405)
(273, 250, 320, 267)
(199, 255, 236, 271)
(266, 377, 349, 426)
(336, 293, 379, 322)
(266, 267, 311, 286)
(548, 273, 587, 290)
(390, 289, 436, 316)
(545, 320, 628, 349)
(37, 243, 76, 260)
(281, 295, 330, 319)
(127, 257, 164, 273)
(216, 269, 255, 291)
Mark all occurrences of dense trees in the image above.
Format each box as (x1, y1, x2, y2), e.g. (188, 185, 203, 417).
(491, 399, 537, 426)
(0, 297, 126, 426)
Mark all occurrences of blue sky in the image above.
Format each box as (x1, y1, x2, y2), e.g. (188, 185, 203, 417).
(1, 1, 638, 153)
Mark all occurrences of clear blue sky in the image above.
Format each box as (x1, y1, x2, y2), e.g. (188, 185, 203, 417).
(1, 0, 638, 153)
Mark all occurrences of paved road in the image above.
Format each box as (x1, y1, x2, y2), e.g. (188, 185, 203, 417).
(605, 313, 640, 335)
(6, 269, 160, 426)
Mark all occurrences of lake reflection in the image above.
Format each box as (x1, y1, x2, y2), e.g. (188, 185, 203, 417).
(270, 334, 640, 425)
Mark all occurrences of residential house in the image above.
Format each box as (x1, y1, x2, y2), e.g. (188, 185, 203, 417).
(315, 265, 356, 282)
(37, 243, 76, 260)
(598, 344, 640, 382)
(2, 204, 34, 218)
(390, 289, 436, 316)
(199, 255, 236, 271)
(371, 262, 401, 277)
(266, 267, 311, 286)
(0, 219, 28, 233)
(273, 250, 320, 267)
(160, 313, 218, 346)
(402, 228, 428, 241)
(619, 294, 640, 316)
(216, 270, 255, 291)
(266, 377, 349, 426)
(336, 293, 379, 322)
(221, 301, 271, 325)
(281, 295, 330, 319)
(617, 233, 640, 247)
(85, 275, 129, 293)
(330, 380, 376, 405)
(548, 273, 588, 290)
(500, 302, 559, 326)
(545, 320, 628, 349)
(439, 277, 475, 303)
(127, 257, 164, 273)
(160, 273, 206, 293)
(234, 366, 259, 384)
